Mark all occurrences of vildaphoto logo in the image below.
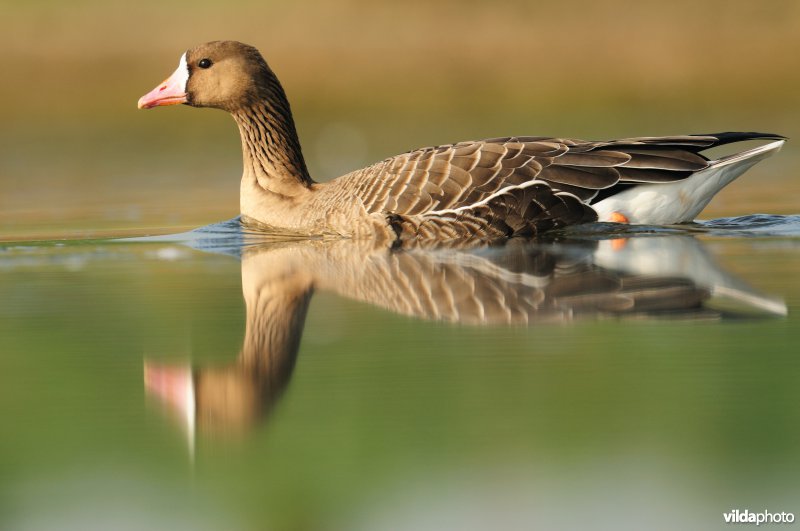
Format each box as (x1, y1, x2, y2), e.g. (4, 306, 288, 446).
(724, 509, 795, 525)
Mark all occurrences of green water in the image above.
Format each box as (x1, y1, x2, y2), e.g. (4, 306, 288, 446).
(1, 221, 798, 530)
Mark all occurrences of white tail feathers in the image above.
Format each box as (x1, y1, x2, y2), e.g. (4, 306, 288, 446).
(593, 140, 784, 224)
(712, 139, 785, 168)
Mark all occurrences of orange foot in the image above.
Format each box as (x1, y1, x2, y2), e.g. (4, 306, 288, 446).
(608, 211, 629, 224)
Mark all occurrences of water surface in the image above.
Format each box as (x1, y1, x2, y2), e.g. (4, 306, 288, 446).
(1, 216, 799, 530)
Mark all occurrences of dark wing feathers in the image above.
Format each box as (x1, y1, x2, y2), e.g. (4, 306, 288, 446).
(540, 164, 620, 189)
(616, 168, 694, 184)
(554, 151, 632, 167)
(611, 148, 709, 168)
(335, 132, 779, 238)
(393, 184, 596, 244)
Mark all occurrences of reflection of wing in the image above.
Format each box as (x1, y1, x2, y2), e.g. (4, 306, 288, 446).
(311, 240, 714, 324)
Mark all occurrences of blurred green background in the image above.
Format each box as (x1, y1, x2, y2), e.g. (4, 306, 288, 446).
(1, 0, 798, 238)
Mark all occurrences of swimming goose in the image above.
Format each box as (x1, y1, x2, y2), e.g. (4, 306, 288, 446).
(138, 40, 785, 244)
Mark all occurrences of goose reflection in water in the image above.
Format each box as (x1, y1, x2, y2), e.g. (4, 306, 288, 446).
(144, 232, 785, 441)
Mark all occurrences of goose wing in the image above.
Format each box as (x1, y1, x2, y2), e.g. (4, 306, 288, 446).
(338, 135, 722, 216)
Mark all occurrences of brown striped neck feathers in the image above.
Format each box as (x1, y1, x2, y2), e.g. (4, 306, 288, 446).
(184, 41, 313, 194)
(231, 101, 313, 195)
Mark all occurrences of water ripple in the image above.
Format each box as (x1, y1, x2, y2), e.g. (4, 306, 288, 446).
(122, 214, 800, 255)
(696, 214, 800, 237)
(559, 214, 800, 240)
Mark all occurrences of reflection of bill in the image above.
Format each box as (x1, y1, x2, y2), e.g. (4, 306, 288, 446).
(144, 235, 786, 443)
(144, 363, 196, 452)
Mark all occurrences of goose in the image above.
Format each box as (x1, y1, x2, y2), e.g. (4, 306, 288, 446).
(138, 40, 785, 244)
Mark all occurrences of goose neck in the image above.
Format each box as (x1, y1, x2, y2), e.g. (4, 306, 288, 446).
(233, 101, 313, 196)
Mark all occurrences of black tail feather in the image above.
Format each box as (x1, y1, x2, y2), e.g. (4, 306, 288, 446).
(692, 132, 786, 150)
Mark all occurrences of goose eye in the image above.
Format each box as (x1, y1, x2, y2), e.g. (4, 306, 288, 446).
(198, 58, 212, 69)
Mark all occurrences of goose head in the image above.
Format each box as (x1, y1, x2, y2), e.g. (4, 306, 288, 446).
(137, 40, 276, 112)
